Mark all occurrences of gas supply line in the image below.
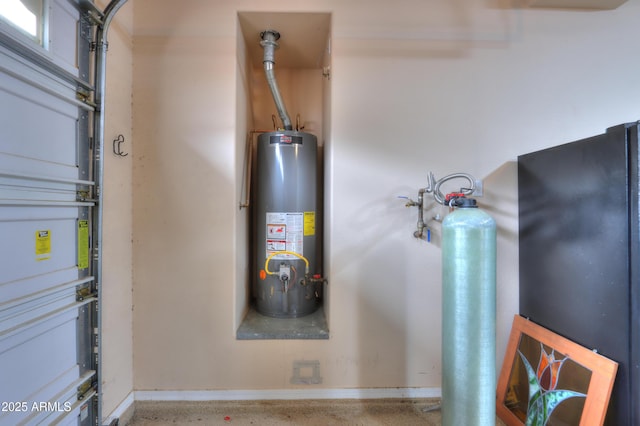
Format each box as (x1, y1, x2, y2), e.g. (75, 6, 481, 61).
(263, 250, 326, 291)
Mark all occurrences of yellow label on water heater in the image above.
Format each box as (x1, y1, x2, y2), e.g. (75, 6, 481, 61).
(304, 212, 315, 236)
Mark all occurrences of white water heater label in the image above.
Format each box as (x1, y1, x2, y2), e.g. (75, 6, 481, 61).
(266, 212, 303, 259)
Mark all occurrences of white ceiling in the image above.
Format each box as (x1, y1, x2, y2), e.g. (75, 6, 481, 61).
(526, 0, 626, 8)
(238, 12, 331, 69)
(236, 0, 628, 70)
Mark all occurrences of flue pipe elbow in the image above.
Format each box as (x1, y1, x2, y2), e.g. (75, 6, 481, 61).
(260, 30, 293, 131)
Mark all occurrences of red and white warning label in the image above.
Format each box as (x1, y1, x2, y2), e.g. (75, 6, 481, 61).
(267, 223, 286, 239)
(266, 212, 303, 259)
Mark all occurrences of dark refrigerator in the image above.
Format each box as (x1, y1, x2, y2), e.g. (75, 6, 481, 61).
(518, 121, 640, 425)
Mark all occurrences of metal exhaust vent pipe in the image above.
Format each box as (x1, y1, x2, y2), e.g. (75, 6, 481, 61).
(260, 30, 293, 131)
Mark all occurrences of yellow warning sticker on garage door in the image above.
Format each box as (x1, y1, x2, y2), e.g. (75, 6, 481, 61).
(35, 229, 51, 261)
(78, 220, 89, 269)
(304, 211, 315, 236)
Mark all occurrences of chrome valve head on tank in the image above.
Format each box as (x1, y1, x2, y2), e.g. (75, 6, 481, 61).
(445, 193, 477, 208)
(403, 171, 477, 241)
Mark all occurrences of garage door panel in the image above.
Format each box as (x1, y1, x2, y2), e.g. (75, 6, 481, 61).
(0, 44, 83, 109)
(0, 76, 79, 170)
(48, 0, 81, 76)
(0, 204, 79, 222)
(0, 309, 78, 396)
(0, 176, 80, 204)
(28, 379, 91, 426)
(0, 270, 89, 314)
(0, 216, 79, 283)
(0, 312, 79, 426)
(0, 283, 77, 331)
(0, 1, 99, 424)
(0, 68, 78, 119)
(22, 374, 96, 426)
(0, 157, 82, 189)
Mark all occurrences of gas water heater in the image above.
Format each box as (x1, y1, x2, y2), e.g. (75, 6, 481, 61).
(252, 30, 323, 318)
(253, 131, 321, 317)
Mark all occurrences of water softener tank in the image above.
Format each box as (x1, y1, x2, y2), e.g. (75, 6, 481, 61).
(253, 131, 321, 318)
(441, 197, 496, 426)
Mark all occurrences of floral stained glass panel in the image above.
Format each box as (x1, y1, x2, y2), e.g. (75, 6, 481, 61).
(497, 315, 618, 426)
(504, 333, 592, 425)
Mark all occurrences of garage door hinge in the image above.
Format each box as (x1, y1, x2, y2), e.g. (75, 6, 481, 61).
(76, 190, 91, 202)
(76, 89, 96, 108)
(77, 378, 97, 401)
(76, 287, 96, 301)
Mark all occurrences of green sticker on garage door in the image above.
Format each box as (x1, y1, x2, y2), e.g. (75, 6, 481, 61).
(35, 229, 51, 261)
(78, 220, 89, 269)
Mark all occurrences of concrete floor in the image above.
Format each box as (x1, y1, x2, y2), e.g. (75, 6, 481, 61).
(127, 399, 507, 425)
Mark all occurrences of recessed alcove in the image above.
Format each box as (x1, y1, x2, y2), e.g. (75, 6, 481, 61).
(236, 11, 331, 339)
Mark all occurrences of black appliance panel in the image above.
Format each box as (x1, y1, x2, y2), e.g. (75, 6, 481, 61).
(519, 123, 639, 425)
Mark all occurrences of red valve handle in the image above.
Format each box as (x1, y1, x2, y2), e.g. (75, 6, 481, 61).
(445, 192, 466, 203)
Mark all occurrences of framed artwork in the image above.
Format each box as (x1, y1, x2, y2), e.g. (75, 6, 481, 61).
(497, 315, 618, 426)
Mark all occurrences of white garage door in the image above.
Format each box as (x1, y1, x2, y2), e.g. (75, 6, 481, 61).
(0, 1, 101, 425)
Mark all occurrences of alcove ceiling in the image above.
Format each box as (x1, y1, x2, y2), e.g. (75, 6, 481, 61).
(238, 12, 331, 69)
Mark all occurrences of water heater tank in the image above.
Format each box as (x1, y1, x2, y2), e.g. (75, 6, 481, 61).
(252, 130, 322, 318)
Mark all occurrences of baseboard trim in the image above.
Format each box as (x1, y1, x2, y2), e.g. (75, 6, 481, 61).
(104, 387, 441, 423)
(134, 388, 441, 402)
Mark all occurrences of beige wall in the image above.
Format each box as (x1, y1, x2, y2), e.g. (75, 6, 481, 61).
(100, 0, 134, 418)
(102, 0, 640, 395)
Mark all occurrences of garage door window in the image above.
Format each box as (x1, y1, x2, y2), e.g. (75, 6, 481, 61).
(0, 0, 43, 43)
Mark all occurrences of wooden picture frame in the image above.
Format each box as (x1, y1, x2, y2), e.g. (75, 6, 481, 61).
(496, 315, 618, 426)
